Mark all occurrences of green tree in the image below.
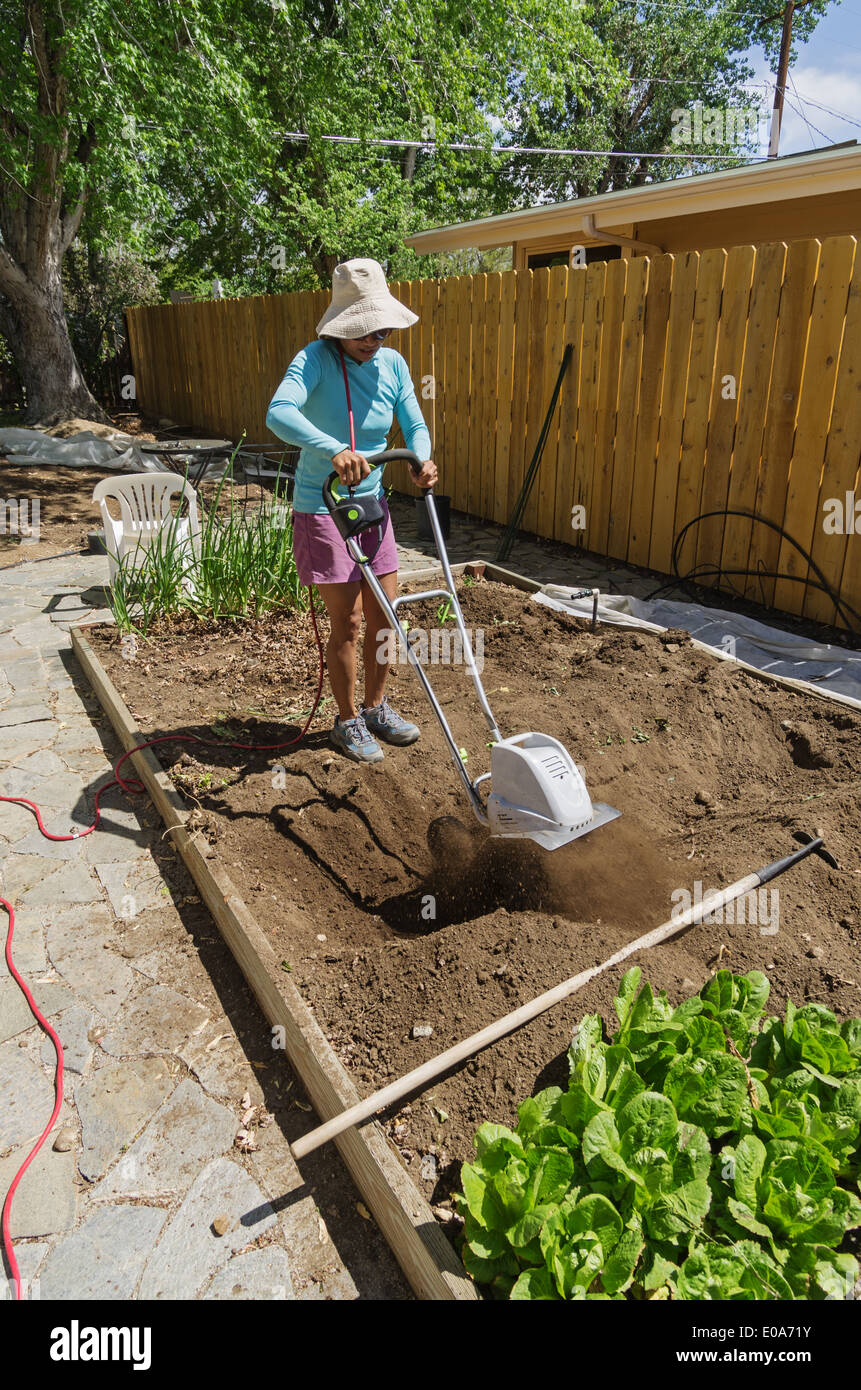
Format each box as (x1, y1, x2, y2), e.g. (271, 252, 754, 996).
(0, 0, 610, 422)
(495, 0, 834, 204)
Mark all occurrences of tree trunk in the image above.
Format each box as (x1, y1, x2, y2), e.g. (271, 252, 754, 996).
(309, 247, 340, 285)
(0, 4, 105, 426)
(0, 283, 110, 426)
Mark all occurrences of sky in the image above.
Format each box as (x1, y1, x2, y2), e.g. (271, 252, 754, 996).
(744, 0, 861, 155)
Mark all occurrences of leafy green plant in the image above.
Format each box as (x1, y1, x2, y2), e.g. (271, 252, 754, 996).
(456, 970, 861, 1300)
(436, 596, 455, 626)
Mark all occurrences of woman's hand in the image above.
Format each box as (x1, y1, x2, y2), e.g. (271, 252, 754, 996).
(411, 458, 438, 490)
(331, 449, 371, 487)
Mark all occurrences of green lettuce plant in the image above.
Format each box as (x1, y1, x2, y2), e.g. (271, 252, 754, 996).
(456, 969, 861, 1300)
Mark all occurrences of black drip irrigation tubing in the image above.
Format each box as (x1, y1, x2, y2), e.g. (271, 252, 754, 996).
(0, 546, 88, 573)
(644, 509, 861, 640)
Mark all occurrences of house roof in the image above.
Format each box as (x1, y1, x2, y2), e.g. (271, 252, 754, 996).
(404, 142, 861, 252)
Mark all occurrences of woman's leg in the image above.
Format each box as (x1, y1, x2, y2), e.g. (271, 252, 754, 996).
(316, 580, 363, 720)
(360, 569, 398, 708)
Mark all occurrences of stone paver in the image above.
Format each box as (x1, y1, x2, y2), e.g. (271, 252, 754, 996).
(18, 858, 102, 907)
(95, 859, 173, 916)
(203, 1246, 294, 1300)
(91, 1079, 236, 1199)
(2, 1240, 48, 1300)
(40, 1003, 95, 1076)
(0, 977, 76, 1045)
(100, 983, 209, 1056)
(137, 1155, 277, 1300)
(76, 1058, 173, 1180)
(0, 1040, 57, 1147)
(0, 1146, 77, 1238)
(38, 1204, 168, 1300)
(46, 907, 136, 1017)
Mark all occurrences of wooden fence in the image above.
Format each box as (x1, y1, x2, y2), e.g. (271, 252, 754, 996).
(126, 235, 861, 631)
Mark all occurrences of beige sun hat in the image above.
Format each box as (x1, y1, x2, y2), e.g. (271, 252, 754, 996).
(315, 258, 418, 338)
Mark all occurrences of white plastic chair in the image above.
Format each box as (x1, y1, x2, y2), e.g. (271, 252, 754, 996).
(92, 472, 202, 588)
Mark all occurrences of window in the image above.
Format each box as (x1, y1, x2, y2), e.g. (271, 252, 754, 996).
(527, 245, 622, 269)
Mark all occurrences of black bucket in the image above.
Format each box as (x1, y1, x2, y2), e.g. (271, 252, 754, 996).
(415, 494, 451, 542)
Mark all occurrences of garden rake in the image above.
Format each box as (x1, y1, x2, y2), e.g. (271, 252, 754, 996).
(322, 449, 620, 852)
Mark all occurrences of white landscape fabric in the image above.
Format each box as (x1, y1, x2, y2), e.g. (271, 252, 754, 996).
(532, 585, 861, 710)
(0, 427, 169, 472)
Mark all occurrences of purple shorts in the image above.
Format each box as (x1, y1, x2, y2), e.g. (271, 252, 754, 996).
(291, 497, 399, 586)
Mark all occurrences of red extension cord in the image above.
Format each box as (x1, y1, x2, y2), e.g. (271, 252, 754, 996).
(0, 588, 328, 1299)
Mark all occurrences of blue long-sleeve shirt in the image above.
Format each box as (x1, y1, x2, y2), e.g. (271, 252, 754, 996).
(265, 339, 433, 514)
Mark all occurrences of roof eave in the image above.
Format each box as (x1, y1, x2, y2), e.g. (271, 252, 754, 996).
(404, 145, 861, 252)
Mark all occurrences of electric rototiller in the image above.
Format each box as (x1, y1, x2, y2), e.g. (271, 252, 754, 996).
(323, 449, 620, 852)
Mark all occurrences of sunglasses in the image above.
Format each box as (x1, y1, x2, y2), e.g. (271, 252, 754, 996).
(352, 328, 393, 343)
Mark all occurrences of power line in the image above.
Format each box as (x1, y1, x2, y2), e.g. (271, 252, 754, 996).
(786, 72, 827, 147)
(275, 128, 771, 160)
(790, 86, 861, 131)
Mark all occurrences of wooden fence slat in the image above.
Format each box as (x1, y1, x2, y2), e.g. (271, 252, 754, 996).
(125, 309, 144, 413)
(552, 268, 587, 543)
(419, 277, 440, 494)
(467, 274, 488, 516)
(606, 256, 648, 560)
(591, 257, 627, 558)
(627, 254, 672, 568)
(434, 278, 452, 499)
(139, 308, 162, 420)
(672, 248, 725, 573)
(721, 240, 787, 600)
(694, 244, 756, 586)
(649, 250, 699, 575)
(535, 264, 569, 543)
(440, 277, 459, 508)
(520, 268, 550, 536)
(479, 273, 503, 526)
(774, 235, 856, 615)
(454, 275, 475, 513)
(573, 262, 606, 554)
(406, 277, 433, 498)
(493, 270, 518, 526)
(507, 269, 533, 530)
(752, 238, 821, 608)
(804, 248, 861, 626)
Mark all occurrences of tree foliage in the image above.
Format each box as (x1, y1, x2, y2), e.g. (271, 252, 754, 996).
(0, 0, 837, 418)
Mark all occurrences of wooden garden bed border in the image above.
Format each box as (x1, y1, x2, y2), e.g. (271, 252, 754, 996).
(69, 559, 855, 1301)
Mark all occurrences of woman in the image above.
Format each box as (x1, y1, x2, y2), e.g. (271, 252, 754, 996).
(265, 258, 438, 764)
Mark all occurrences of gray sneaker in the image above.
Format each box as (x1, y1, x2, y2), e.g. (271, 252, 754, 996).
(330, 713, 384, 764)
(361, 697, 420, 746)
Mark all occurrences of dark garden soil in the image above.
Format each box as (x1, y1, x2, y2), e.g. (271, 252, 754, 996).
(85, 576, 861, 1220)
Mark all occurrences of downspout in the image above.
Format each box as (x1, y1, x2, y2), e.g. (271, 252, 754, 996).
(574, 214, 665, 259)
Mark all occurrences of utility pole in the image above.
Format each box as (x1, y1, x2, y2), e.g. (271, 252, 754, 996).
(767, 0, 812, 158)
